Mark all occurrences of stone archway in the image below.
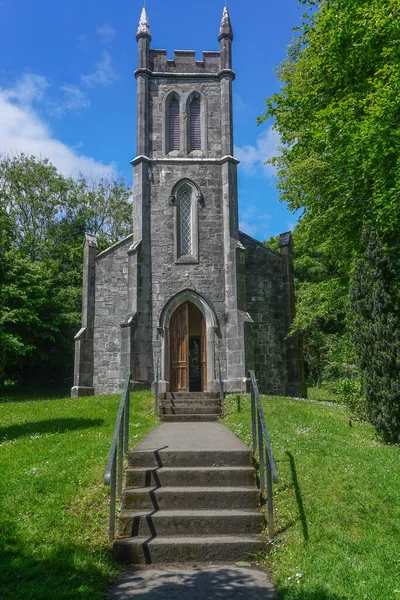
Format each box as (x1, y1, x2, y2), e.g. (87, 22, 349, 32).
(158, 289, 218, 392)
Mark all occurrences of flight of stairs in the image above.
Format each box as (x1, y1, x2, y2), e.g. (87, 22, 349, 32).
(158, 392, 222, 422)
(113, 437, 265, 563)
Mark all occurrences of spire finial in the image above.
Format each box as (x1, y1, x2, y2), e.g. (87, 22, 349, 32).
(219, 5, 233, 41)
(137, 6, 151, 40)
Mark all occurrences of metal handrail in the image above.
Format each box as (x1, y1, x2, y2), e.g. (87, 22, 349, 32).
(248, 370, 278, 538)
(217, 357, 225, 416)
(104, 372, 131, 540)
(154, 358, 160, 416)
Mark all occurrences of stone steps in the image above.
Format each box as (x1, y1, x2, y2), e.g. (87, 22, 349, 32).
(128, 449, 253, 467)
(125, 466, 256, 487)
(114, 423, 265, 564)
(122, 486, 260, 510)
(158, 392, 222, 422)
(114, 535, 266, 564)
(161, 413, 220, 422)
(159, 392, 220, 400)
(160, 405, 221, 415)
(118, 509, 264, 537)
(159, 398, 221, 407)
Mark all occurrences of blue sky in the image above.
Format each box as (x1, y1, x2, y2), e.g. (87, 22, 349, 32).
(0, 0, 304, 241)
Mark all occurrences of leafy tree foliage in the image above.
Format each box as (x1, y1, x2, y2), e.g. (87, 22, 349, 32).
(0, 154, 132, 387)
(261, 0, 400, 430)
(260, 0, 400, 262)
(350, 231, 400, 442)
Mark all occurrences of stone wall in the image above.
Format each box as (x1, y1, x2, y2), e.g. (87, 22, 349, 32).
(148, 78, 223, 158)
(149, 162, 227, 381)
(149, 50, 220, 74)
(92, 236, 132, 394)
(239, 232, 287, 395)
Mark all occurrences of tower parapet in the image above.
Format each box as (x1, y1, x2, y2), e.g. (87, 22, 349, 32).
(147, 50, 222, 75)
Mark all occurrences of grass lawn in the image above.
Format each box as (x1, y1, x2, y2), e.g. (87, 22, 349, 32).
(223, 394, 400, 600)
(0, 389, 158, 600)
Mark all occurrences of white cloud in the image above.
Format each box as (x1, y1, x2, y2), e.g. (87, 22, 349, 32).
(235, 126, 280, 178)
(0, 77, 115, 179)
(7, 73, 50, 104)
(81, 51, 119, 87)
(96, 24, 116, 44)
(60, 85, 91, 112)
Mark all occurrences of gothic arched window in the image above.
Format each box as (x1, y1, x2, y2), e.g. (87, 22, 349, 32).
(172, 181, 200, 263)
(189, 98, 201, 151)
(168, 97, 180, 151)
(179, 189, 193, 256)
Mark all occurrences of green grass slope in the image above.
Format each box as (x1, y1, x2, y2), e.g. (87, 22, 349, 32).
(0, 390, 157, 600)
(223, 394, 400, 600)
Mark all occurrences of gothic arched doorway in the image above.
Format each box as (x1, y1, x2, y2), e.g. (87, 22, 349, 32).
(169, 302, 207, 392)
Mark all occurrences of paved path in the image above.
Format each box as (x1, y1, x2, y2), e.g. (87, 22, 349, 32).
(109, 564, 277, 599)
(131, 422, 248, 452)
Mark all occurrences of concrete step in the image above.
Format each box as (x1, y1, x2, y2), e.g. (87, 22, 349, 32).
(113, 534, 266, 564)
(159, 399, 221, 407)
(125, 466, 256, 488)
(118, 509, 264, 538)
(160, 414, 220, 422)
(128, 449, 253, 468)
(122, 486, 260, 510)
(160, 405, 221, 415)
(159, 392, 220, 400)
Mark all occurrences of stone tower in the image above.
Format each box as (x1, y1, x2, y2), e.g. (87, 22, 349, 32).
(71, 7, 306, 398)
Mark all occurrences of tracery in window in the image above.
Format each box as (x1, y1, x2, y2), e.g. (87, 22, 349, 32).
(179, 190, 192, 255)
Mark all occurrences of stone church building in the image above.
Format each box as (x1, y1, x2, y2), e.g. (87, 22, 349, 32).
(71, 7, 305, 398)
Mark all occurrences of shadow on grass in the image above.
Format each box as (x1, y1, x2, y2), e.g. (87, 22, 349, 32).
(0, 418, 104, 442)
(286, 451, 309, 543)
(0, 388, 70, 403)
(0, 538, 117, 600)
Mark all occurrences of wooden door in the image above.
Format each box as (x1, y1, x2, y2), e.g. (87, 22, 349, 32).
(200, 316, 207, 391)
(170, 303, 189, 391)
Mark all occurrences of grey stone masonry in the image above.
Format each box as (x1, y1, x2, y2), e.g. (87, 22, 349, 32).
(93, 236, 132, 395)
(71, 234, 97, 397)
(71, 6, 305, 398)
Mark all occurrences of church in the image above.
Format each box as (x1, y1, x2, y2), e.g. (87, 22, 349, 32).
(71, 6, 305, 399)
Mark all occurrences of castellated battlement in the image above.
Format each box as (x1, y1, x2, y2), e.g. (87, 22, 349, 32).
(149, 49, 221, 74)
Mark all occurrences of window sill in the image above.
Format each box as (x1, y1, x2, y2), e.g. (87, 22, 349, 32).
(175, 255, 199, 265)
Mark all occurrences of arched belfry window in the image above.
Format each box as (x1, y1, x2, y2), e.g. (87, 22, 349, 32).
(171, 180, 202, 263)
(189, 98, 201, 151)
(168, 97, 180, 151)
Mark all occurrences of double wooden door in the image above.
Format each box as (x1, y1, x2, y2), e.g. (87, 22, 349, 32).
(170, 302, 207, 392)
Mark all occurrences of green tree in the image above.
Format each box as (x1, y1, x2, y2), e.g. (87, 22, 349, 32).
(260, 0, 400, 414)
(350, 230, 400, 442)
(0, 153, 132, 387)
(259, 0, 400, 262)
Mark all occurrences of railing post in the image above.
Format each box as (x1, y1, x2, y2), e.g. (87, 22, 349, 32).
(266, 452, 274, 538)
(251, 385, 257, 456)
(124, 384, 130, 453)
(118, 415, 124, 495)
(154, 359, 159, 416)
(109, 453, 117, 540)
(217, 357, 225, 417)
(257, 411, 265, 491)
